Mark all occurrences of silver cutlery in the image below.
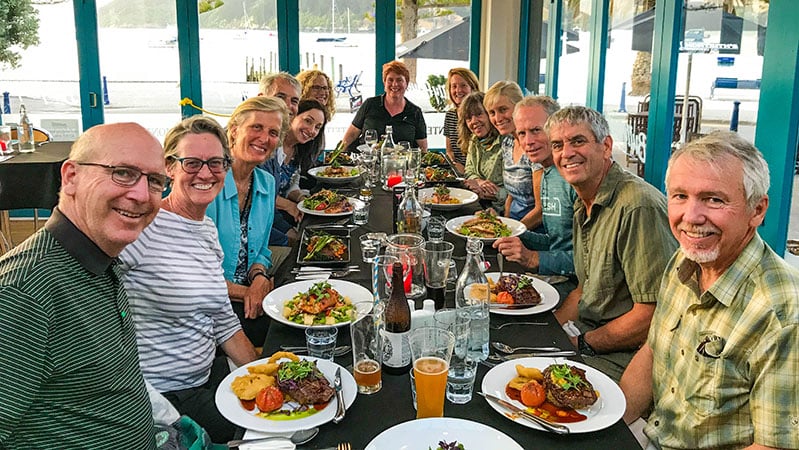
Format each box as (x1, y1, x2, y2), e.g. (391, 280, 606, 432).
(479, 392, 570, 435)
(279, 345, 351, 357)
(491, 342, 561, 353)
(489, 302, 535, 310)
(332, 367, 346, 424)
(490, 321, 548, 330)
(226, 427, 319, 448)
(292, 265, 358, 273)
(525, 273, 570, 285)
(295, 268, 359, 280)
(487, 350, 577, 362)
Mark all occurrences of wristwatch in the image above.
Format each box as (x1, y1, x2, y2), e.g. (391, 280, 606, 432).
(577, 334, 596, 356)
(248, 270, 270, 284)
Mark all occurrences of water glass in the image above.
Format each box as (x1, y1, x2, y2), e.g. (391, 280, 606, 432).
(423, 241, 454, 309)
(386, 233, 426, 300)
(359, 233, 383, 263)
(446, 260, 458, 293)
(426, 216, 447, 242)
(372, 254, 401, 305)
(410, 327, 455, 419)
(351, 301, 384, 395)
(353, 200, 369, 225)
(305, 326, 338, 360)
(409, 369, 417, 410)
(434, 310, 477, 404)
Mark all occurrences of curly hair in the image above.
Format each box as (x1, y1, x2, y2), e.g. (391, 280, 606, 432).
(296, 69, 336, 119)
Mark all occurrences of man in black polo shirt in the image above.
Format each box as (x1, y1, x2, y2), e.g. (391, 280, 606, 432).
(0, 123, 166, 448)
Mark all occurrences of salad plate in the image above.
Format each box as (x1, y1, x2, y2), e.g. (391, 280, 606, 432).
(365, 417, 522, 450)
(262, 279, 372, 329)
(445, 214, 526, 242)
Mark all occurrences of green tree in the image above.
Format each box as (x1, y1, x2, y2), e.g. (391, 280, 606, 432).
(0, 0, 40, 69)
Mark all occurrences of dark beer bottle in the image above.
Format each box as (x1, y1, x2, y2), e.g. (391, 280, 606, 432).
(382, 261, 412, 375)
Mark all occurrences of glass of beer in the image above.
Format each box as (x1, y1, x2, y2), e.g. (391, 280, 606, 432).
(409, 327, 455, 418)
(350, 301, 384, 394)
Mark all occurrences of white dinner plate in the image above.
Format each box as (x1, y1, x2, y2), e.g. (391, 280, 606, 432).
(483, 273, 559, 316)
(215, 356, 357, 433)
(297, 196, 362, 217)
(418, 187, 479, 211)
(365, 417, 523, 450)
(263, 279, 373, 329)
(445, 215, 527, 242)
(308, 165, 361, 184)
(481, 357, 626, 433)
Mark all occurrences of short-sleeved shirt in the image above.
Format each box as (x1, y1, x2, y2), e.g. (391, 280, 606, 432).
(573, 162, 677, 375)
(443, 108, 466, 164)
(0, 208, 155, 449)
(501, 135, 539, 221)
(645, 234, 799, 450)
(119, 209, 242, 393)
(348, 94, 427, 151)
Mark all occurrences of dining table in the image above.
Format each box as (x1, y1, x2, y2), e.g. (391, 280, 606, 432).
(252, 176, 641, 449)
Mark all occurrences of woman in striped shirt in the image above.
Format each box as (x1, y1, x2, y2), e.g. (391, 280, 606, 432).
(442, 67, 479, 173)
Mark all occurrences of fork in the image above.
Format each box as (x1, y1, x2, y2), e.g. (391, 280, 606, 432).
(337, 443, 351, 450)
(490, 321, 548, 330)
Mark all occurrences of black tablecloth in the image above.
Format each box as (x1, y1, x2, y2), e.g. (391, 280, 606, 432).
(0, 142, 71, 210)
(262, 184, 640, 450)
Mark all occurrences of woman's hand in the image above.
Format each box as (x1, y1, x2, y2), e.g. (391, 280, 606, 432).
(243, 275, 272, 319)
(286, 202, 303, 222)
(477, 179, 500, 199)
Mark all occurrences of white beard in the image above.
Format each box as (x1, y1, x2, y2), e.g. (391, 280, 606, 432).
(681, 245, 720, 264)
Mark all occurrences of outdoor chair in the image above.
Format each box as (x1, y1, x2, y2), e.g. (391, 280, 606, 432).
(335, 71, 362, 98)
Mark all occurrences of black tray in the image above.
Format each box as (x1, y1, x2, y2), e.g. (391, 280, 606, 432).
(296, 227, 351, 266)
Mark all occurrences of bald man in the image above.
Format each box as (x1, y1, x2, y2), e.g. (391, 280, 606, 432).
(0, 123, 166, 448)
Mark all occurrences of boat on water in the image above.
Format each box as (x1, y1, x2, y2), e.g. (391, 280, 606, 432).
(317, 37, 347, 43)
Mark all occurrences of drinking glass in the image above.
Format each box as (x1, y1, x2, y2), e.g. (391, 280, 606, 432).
(426, 216, 447, 242)
(404, 148, 422, 185)
(372, 254, 401, 305)
(422, 241, 454, 309)
(0, 126, 11, 155)
(353, 200, 369, 225)
(386, 233, 426, 300)
(410, 327, 455, 418)
(359, 233, 384, 263)
(305, 326, 338, 360)
(364, 129, 378, 148)
(398, 141, 411, 151)
(351, 301, 384, 394)
(434, 310, 477, 404)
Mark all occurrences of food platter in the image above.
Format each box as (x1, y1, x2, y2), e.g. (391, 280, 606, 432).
(296, 228, 351, 266)
(308, 165, 361, 185)
(262, 280, 373, 329)
(215, 356, 357, 433)
(365, 417, 523, 450)
(481, 357, 625, 433)
(445, 215, 526, 242)
(418, 187, 478, 211)
(423, 166, 461, 184)
(483, 273, 559, 316)
(298, 196, 362, 217)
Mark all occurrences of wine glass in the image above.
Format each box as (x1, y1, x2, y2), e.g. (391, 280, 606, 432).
(364, 129, 378, 149)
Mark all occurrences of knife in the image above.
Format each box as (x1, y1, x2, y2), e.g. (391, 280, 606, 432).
(332, 367, 346, 424)
(479, 392, 570, 435)
(487, 350, 577, 362)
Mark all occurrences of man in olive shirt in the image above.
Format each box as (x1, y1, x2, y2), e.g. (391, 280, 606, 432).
(0, 123, 165, 448)
(547, 107, 677, 382)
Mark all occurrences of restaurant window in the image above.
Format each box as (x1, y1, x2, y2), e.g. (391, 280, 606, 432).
(198, 0, 278, 131)
(603, 0, 656, 176)
(394, 1, 473, 150)
(298, 0, 375, 149)
(0, 2, 81, 141)
(558, 0, 592, 107)
(97, 1, 181, 141)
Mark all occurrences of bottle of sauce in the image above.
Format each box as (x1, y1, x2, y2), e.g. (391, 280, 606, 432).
(382, 261, 412, 375)
(455, 238, 490, 361)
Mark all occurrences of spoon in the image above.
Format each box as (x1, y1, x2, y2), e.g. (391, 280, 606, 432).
(226, 427, 319, 448)
(491, 342, 561, 353)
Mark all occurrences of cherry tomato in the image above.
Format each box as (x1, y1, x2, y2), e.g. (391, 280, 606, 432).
(315, 202, 328, 211)
(255, 386, 284, 412)
(520, 380, 546, 407)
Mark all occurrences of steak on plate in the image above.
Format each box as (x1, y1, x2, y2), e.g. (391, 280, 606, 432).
(276, 360, 335, 405)
(542, 364, 598, 409)
(493, 275, 542, 305)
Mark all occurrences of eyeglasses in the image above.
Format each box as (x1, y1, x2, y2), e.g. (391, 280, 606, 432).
(551, 135, 597, 152)
(311, 85, 330, 92)
(76, 162, 171, 193)
(170, 156, 231, 174)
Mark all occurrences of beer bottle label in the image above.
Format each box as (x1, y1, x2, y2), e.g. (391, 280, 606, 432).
(381, 329, 410, 368)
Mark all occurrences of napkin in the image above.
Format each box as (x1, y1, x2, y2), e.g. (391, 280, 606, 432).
(239, 430, 297, 450)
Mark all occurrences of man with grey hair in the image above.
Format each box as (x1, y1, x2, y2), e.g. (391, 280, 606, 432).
(0, 123, 165, 447)
(548, 106, 677, 382)
(258, 72, 301, 118)
(494, 96, 578, 299)
(620, 131, 799, 450)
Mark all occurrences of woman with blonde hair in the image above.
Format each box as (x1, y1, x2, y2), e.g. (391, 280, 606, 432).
(484, 80, 542, 231)
(340, 60, 427, 151)
(206, 96, 290, 347)
(296, 69, 336, 119)
(443, 67, 479, 172)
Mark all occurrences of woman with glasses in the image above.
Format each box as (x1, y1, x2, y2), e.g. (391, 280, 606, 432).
(296, 69, 336, 120)
(458, 92, 506, 213)
(485, 81, 543, 231)
(206, 96, 289, 348)
(119, 115, 259, 443)
(339, 60, 428, 152)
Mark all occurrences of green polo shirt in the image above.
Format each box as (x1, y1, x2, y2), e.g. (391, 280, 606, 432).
(573, 163, 677, 379)
(646, 234, 799, 449)
(0, 208, 155, 449)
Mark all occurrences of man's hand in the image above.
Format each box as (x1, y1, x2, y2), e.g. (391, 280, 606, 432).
(286, 202, 303, 222)
(493, 236, 539, 270)
(243, 275, 272, 319)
